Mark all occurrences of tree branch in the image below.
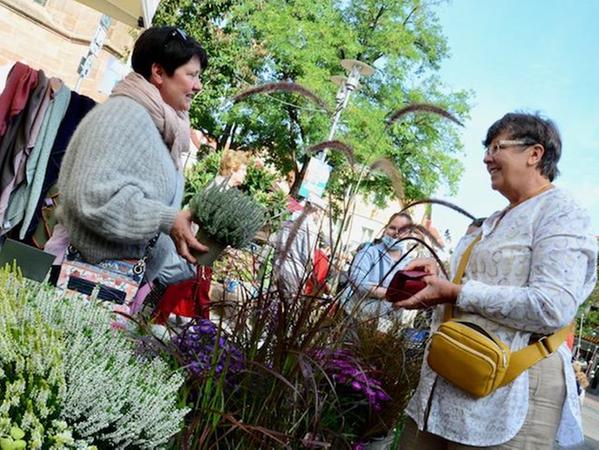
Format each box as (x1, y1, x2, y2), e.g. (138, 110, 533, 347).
(403, 5, 419, 26)
(370, 6, 386, 31)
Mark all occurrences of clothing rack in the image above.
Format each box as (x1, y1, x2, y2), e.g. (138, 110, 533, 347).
(0, 61, 97, 247)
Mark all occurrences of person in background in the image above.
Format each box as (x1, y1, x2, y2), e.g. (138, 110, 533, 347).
(344, 212, 414, 327)
(395, 112, 597, 449)
(57, 26, 208, 288)
(273, 194, 326, 297)
(209, 150, 248, 189)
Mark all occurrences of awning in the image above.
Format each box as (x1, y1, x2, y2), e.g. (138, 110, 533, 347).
(73, 0, 161, 28)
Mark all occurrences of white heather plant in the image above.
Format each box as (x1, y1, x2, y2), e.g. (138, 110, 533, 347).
(0, 269, 188, 449)
(190, 183, 266, 248)
(0, 273, 90, 450)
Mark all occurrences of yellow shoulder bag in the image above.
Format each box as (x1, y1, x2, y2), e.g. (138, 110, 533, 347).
(426, 235, 572, 398)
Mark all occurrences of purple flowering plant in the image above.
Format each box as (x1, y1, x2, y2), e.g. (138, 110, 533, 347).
(314, 348, 391, 413)
(173, 319, 244, 381)
(312, 347, 393, 445)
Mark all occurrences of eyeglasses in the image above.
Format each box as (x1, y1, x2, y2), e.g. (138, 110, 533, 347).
(484, 139, 537, 156)
(386, 224, 409, 235)
(163, 28, 188, 47)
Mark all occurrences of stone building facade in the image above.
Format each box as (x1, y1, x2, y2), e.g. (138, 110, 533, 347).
(0, 0, 136, 102)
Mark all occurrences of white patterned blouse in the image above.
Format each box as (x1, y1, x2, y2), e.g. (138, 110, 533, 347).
(405, 187, 597, 447)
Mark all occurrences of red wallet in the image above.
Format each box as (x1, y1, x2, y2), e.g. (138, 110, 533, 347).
(385, 270, 428, 303)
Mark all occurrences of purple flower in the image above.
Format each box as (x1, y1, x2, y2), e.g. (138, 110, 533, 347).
(174, 319, 244, 382)
(312, 347, 392, 412)
(376, 390, 392, 402)
(198, 319, 216, 332)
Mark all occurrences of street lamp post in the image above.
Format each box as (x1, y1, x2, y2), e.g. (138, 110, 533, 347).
(317, 59, 374, 160)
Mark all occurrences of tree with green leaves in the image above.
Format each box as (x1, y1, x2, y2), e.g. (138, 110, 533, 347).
(154, 0, 471, 205)
(577, 258, 599, 337)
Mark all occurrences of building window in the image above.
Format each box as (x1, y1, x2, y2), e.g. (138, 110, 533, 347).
(33, 0, 47, 5)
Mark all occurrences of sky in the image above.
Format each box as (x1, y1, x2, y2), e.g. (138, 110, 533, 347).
(431, 0, 599, 245)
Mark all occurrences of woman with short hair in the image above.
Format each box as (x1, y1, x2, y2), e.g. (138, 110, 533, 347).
(396, 112, 597, 449)
(58, 26, 209, 284)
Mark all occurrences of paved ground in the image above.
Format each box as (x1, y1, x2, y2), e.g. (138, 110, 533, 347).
(580, 392, 599, 449)
(572, 391, 599, 450)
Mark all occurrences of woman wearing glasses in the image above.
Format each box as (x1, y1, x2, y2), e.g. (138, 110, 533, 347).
(57, 27, 208, 290)
(395, 113, 596, 448)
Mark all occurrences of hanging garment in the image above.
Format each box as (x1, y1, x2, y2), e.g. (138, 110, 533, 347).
(19, 85, 71, 238)
(0, 70, 48, 222)
(0, 62, 38, 137)
(2, 84, 70, 236)
(14, 79, 65, 187)
(23, 92, 96, 242)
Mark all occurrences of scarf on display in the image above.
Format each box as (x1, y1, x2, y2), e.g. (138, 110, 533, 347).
(111, 72, 189, 170)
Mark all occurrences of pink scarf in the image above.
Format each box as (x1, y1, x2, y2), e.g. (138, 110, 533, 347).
(111, 72, 189, 169)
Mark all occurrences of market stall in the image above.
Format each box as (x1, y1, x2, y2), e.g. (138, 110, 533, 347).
(73, 0, 160, 27)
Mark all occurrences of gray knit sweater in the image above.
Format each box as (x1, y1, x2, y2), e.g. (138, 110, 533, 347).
(57, 96, 179, 264)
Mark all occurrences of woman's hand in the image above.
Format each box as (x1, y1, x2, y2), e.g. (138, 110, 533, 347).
(403, 257, 439, 276)
(392, 275, 461, 310)
(369, 286, 388, 300)
(170, 210, 209, 263)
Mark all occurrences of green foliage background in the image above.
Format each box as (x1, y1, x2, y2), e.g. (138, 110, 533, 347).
(154, 0, 472, 205)
(577, 262, 599, 337)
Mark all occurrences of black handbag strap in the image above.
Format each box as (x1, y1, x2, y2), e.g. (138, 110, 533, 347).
(134, 233, 160, 273)
(66, 233, 160, 267)
(377, 248, 385, 282)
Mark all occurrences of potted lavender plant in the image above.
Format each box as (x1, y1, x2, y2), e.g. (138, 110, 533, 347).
(189, 183, 266, 266)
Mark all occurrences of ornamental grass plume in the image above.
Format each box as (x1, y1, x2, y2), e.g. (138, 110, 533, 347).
(233, 81, 330, 111)
(307, 140, 357, 167)
(385, 102, 464, 128)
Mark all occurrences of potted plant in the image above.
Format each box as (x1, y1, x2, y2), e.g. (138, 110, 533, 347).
(189, 184, 266, 266)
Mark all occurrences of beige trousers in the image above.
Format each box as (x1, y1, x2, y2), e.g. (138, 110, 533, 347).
(398, 351, 566, 449)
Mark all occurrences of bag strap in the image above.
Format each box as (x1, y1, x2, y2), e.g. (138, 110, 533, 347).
(129, 233, 160, 275)
(377, 247, 385, 283)
(445, 232, 572, 383)
(498, 323, 572, 388)
(67, 233, 160, 274)
(444, 234, 481, 322)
